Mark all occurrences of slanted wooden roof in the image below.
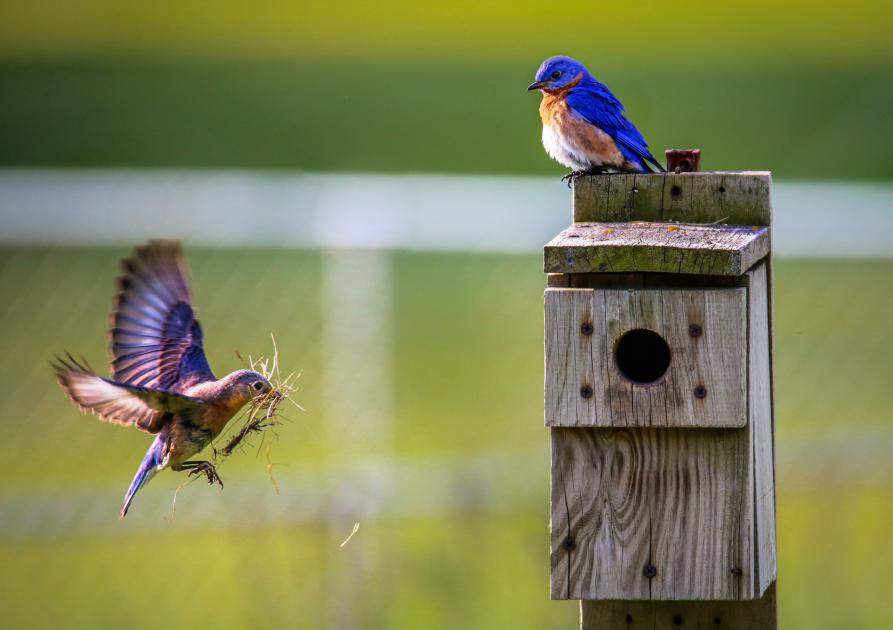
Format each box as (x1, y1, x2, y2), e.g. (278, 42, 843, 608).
(544, 221, 769, 276)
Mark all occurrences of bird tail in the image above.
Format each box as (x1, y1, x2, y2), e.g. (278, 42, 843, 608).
(121, 436, 166, 518)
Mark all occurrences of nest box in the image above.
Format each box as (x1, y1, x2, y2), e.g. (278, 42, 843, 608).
(544, 172, 777, 603)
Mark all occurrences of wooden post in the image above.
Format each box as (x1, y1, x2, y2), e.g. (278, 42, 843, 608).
(544, 165, 777, 628)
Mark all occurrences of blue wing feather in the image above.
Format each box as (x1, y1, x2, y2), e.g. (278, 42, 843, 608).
(110, 241, 215, 392)
(566, 79, 663, 172)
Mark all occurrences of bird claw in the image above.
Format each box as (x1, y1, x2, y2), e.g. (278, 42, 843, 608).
(561, 167, 610, 188)
(561, 170, 585, 187)
(187, 462, 224, 489)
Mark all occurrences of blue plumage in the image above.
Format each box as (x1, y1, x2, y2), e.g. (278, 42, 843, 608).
(528, 55, 663, 178)
(53, 241, 275, 518)
(121, 434, 167, 517)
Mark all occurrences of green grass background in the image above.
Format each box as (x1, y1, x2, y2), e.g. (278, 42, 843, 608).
(1, 1, 893, 627)
(1, 249, 892, 629)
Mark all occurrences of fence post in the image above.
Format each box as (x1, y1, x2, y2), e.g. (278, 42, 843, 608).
(543, 156, 778, 628)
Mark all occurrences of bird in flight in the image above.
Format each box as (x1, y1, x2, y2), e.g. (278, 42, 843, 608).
(528, 55, 663, 183)
(53, 241, 275, 518)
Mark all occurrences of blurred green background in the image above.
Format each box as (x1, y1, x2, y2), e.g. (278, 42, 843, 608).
(1, 0, 892, 179)
(1, 2, 892, 629)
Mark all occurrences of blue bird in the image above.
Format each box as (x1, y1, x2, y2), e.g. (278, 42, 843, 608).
(528, 55, 664, 182)
(52, 241, 275, 518)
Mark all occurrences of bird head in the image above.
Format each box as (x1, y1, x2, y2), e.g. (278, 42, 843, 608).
(232, 369, 274, 401)
(527, 56, 588, 93)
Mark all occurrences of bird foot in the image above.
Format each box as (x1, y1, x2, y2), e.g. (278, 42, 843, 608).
(561, 167, 609, 188)
(187, 461, 224, 489)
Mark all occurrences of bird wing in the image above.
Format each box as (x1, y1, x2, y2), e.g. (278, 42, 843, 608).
(53, 355, 202, 434)
(566, 81, 664, 173)
(110, 240, 215, 392)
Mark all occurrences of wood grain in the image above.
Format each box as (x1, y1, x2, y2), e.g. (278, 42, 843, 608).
(545, 288, 747, 428)
(747, 262, 777, 594)
(543, 222, 769, 276)
(579, 582, 777, 629)
(573, 173, 771, 226)
(551, 427, 752, 601)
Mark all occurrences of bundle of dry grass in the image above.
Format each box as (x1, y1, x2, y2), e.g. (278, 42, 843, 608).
(219, 335, 301, 459)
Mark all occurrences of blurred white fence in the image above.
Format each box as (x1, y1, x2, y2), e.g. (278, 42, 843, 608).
(0, 169, 891, 256)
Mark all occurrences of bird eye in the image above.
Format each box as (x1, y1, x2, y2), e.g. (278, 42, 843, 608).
(253, 382, 263, 391)
(551, 70, 562, 79)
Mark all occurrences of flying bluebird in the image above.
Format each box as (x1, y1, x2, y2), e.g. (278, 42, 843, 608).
(528, 55, 663, 182)
(53, 241, 275, 518)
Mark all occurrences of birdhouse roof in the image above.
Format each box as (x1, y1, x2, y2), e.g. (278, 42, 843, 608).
(544, 172, 771, 276)
(544, 221, 769, 276)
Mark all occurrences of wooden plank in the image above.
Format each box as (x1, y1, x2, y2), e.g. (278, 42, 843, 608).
(544, 222, 769, 276)
(545, 289, 603, 428)
(573, 172, 771, 226)
(545, 288, 747, 428)
(747, 262, 777, 595)
(551, 427, 752, 601)
(579, 582, 777, 629)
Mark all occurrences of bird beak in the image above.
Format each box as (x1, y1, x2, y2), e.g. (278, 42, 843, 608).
(527, 80, 547, 91)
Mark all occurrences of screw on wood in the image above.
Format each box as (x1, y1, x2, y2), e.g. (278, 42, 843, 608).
(689, 323, 703, 337)
(643, 564, 657, 578)
(665, 149, 701, 173)
(580, 385, 593, 399)
(672, 615, 685, 626)
(581, 322, 594, 336)
(694, 385, 707, 399)
(562, 535, 576, 551)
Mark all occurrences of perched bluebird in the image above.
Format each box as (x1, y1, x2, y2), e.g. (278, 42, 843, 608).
(53, 241, 274, 518)
(528, 55, 663, 182)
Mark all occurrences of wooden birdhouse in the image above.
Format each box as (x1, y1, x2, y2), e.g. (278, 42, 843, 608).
(544, 167, 777, 626)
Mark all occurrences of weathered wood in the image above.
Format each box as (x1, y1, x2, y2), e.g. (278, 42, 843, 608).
(746, 262, 777, 593)
(573, 172, 771, 226)
(548, 273, 571, 288)
(550, 272, 744, 290)
(545, 288, 747, 428)
(579, 582, 777, 629)
(544, 222, 769, 276)
(551, 427, 752, 601)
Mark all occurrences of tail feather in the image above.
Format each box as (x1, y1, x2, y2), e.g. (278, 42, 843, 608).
(121, 437, 166, 518)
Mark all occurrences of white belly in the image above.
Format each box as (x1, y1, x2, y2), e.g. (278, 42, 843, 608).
(542, 124, 592, 170)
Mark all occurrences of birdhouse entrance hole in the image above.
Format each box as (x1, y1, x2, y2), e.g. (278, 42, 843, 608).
(615, 328, 671, 384)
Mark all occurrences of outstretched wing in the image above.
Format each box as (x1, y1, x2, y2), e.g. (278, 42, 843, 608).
(53, 355, 202, 434)
(111, 240, 215, 392)
(567, 80, 664, 173)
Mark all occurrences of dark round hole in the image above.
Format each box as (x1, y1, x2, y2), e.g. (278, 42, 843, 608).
(615, 329, 671, 384)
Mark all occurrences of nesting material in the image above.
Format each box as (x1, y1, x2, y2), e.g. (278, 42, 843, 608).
(220, 336, 302, 460)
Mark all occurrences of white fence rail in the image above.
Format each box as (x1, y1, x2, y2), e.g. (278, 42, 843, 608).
(1, 169, 891, 257)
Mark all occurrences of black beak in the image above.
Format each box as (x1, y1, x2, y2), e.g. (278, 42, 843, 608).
(527, 81, 547, 91)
